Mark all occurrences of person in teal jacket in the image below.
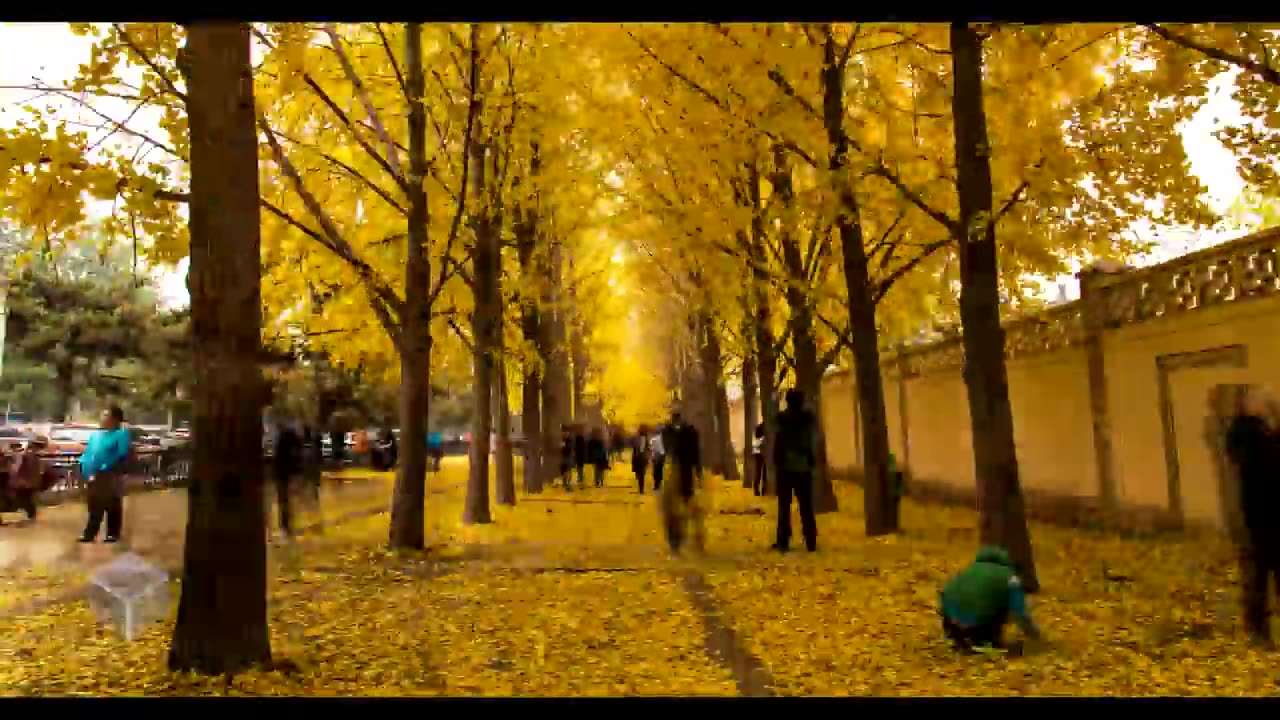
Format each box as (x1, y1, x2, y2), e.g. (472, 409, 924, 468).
(940, 546, 1041, 651)
(78, 406, 133, 543)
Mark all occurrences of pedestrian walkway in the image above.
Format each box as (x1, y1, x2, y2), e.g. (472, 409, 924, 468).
(0, 462, 1272, 696)
(0, 474, 393, 617)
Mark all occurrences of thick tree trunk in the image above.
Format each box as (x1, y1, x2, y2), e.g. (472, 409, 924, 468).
(773, 150, 837, 513)
(741, 335, 758, 489)
(822, 27, 896, 535)
(388, 21, 431, 550)
(951, 22, 1039, 592)
(463, 24, 493, 525)
(168, 22, 272, 675)
(493, 350, 516, 506)
(745, 164, 778, 497)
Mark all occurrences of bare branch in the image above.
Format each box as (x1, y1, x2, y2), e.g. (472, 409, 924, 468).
(258, 112, 405, 325)
(1145, 23, 1280, 87)
(374, 23, 409, 97)
(301, 75, 409, 195)
(321, 24, 405, 180)
(114, 24, 188, 103)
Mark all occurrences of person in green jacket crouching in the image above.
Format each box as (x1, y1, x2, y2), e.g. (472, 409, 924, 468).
(940, 546, 1042, 652)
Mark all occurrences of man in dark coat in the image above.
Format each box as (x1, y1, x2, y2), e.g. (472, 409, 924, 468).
(772, 389, 818, 553)
(1224, 387, 1280, 647)
(660, 412, 705, 554)
(272, 420, 304, 538)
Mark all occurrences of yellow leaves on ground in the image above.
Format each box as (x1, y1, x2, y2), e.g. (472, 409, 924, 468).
(0, 463, 1277, 696)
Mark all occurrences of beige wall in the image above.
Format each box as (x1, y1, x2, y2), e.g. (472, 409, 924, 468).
(727, 256, 1280, 530)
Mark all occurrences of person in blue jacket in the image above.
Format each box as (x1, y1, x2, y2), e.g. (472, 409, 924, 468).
(78, 406, 134, 543)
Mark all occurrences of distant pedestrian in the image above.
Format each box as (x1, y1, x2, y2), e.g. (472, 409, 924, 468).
(272, 420, 304, 539)
(588, 428, 609, 488)
(1224, 386, 1280, 648)
(558, 426, 574, 489)
(427, 431, 444, 472)
(751, 423, 766, 496)
(573, 426, 588, 490)
(8, 436, 54, 523)
(78, 406, 132, 544)
(649, 426, 666, 493)
(373, 424, 398, 471)
(632, 424, 650, 493)
(772, 389, 818, 553)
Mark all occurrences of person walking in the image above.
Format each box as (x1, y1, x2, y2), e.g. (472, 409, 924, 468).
(1225, 386, 1280, 647)
(573, 425, 588, 490)
(78, 406, 133, 544)
(660, 412, 705, 554)
(751, 423, 766, 496)
(8, 436, 54, 523)
(558, 425, 574, 490)
(632, 424, 650, 493)
(772, 389, 818, 553)
(271, 420, 304, 539)
(588, 428, 609, 488)
(649, 425, 666, 493)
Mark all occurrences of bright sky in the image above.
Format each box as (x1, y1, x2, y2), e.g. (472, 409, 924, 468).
(0, 23, 1264, 310)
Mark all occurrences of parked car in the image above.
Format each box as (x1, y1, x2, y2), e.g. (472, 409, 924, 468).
(0, 426, 33, 455)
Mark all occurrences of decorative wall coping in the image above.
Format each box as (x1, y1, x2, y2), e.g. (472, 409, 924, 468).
(824, 226, 1280, 380)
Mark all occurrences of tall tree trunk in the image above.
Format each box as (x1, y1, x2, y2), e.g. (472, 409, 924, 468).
(515, 172, 543, 493)
(700, 314, 740, 480)
(822, 26, 896, 535)
(566, 249, 586, 421)
(951, 22, 1038, 592)
(388, 21, 432, 550)
(772, 149, 837, 513)
(539, 240, 571, 488)
(464, 24, 493, 525)
(741, 325, 758, 489)
(168, 22, 272, 674)
(684, 316, 714, 466)
(493, 348, 516, 505)
(745, 162, 778, 497)
(520, 361, 541, 493)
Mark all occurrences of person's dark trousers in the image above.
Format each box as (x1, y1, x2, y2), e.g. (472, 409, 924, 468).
(14, 489, 36, 520)
(576, 464, 586, 489)
(83, 495, 124, 541)
(652, 458, 664, 492)
(560, 464, 572, 489)
(775, 470, 817, 551)
(274, 466, 295, 536)
(634, 463, 647, 493)
(752, 454, 765, 495)
(1242, 540, 1280, 643)
(941, 609, 1007, 653)
(594, 464, 606, 487)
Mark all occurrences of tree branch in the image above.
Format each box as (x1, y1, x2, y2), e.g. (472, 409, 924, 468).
(113, 24, 187, 103)
(321, 24, 405, 181)
(1145, 23, 1280, 87)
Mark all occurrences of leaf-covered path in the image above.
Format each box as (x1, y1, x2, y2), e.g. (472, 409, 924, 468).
(0, 461, 1276, 696)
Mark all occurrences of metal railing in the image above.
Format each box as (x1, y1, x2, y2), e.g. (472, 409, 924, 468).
(36, 446, 192, 504)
